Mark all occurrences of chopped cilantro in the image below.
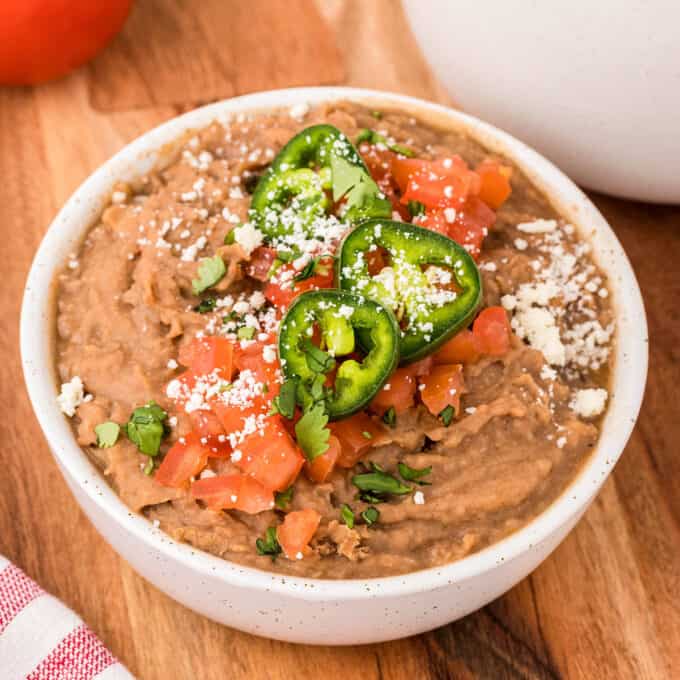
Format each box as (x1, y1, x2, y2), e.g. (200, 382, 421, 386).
(143, 458, 155, 475)
(352, 467, 412, 499)
(237, 326, 255, 341)
(192, 255, 226, 295)
(126, 401, 168, 457)
(95, 421, 120, 448)
(302, 340, 336, 374)
(360, 506, 380, 527)
(193, 297, 216, 314)
(271, 377, 298, 420)
(341, 503, 355, 529)
(362, 431, 372, 440)
(275, 487, 294, 509)
(439, 404, 455, 427)
(293, 258, 318, 282)
(398, 462, 432, 485)
(356, 128, 416, 157)
(294, 403, 330, 461)
(256, 526, 282, 560)
(382, 407, 397, 428)
(276, 248, 299, 263)
(407, 200, 426, 217)
(370, 110, 383, 119)
(329, 154, 391, 217)
(224, 230, 237, 245)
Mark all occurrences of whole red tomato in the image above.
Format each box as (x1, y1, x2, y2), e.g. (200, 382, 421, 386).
(0, 0, 133, 85)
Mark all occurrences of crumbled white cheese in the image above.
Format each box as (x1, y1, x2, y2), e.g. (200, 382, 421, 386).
(199, 468, 216, 479)
(262, 345, 277, 364)
(512, 307, 566, 366)
(167, 359, 178, 369)
(443, 207, 457, 223)
(514, 237, 528, 251)
(570, 388, 608, 418)
(517, 219, 557, 234)
(289, 102, 310, 121)
(111, 190, 127, 204)
(413, 491, 425, 505)
(233, 222, 264, 255)
(57, 376, 85, 417)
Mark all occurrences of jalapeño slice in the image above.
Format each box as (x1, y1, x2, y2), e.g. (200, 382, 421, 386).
(278, 289, 399, 420)
(250, 124, 391, 238)
(337, 219, 482, 363)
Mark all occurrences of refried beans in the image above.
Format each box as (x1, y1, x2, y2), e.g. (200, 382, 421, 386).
(55, 101, 614, 578)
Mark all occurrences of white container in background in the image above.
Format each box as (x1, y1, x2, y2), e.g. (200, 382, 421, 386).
(403, 0, 680, 203)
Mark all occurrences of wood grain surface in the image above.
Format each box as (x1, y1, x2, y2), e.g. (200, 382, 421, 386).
(1, 1, 678, 678)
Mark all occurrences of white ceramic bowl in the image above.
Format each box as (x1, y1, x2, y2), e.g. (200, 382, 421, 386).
(21, 87, 647, 645)
(403, 0, 680, 204)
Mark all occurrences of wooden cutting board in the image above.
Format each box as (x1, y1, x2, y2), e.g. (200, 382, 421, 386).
(1, 1, 678, 678)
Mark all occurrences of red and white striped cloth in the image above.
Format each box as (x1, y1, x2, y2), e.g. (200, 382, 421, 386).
(0, 555, 133, 680)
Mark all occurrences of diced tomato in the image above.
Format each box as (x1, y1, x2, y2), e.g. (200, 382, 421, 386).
(419, 364, 465, 417)
(396, 157, 480, 210)
(212, 402, 260, 435)
(191, 474, 274, 514)
(369, 366, 419, 416)
(360, 146, 410, 220)
(407, 357, 434, 377)
(415, 209, 449, 235)
(434, 329, 482, 364)
(264, 257, 335, 310)
(178, 336, 234, 379)
(236, 416, 305, 491)
(305, 434, 341, 483)
(188, 411, 230, 457)
(476, 160, 512, 210)
(472, 306, 512, 356)
(391, 157, 429, 193)
(277, 508, 321, 559)
(247, 246, 277, 281)
(448, 197, 496, 259)
(331, 412, 383, 468)
(155, 432, 209, 488)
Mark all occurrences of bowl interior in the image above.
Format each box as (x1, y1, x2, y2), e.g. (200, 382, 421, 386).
(20, 87, 648, 597)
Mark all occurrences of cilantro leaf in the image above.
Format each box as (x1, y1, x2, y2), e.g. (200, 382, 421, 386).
(192, 255, 226, 295)
(356, 128, 416, 157)
(407, 200, 426, 217)
(352, 468, 412, 497)
(398, 462, 432, 485)
(256, 526, 282, 560)
(95, 421, 120, 448)
(293, 258, 318, 282)
(294, 403, 330, 461)
(302, 339, 335, 374)
(360, 506, 380, 527)
(341, 504, 355, 529)
(193, 297, 216, 313)
(126, 401, 168, 457)
(382, 406, 397, 428)
(275, 487, 294, 509)
(271, 377, 298, 420)
(439, 404, 455, 427)
(329, 154, 391, 219)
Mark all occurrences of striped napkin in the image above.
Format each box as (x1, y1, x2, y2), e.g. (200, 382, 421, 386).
(0, 556, 133, 679)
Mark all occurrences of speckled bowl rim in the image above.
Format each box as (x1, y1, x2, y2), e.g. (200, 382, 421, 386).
(21, 87, 647, 600)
